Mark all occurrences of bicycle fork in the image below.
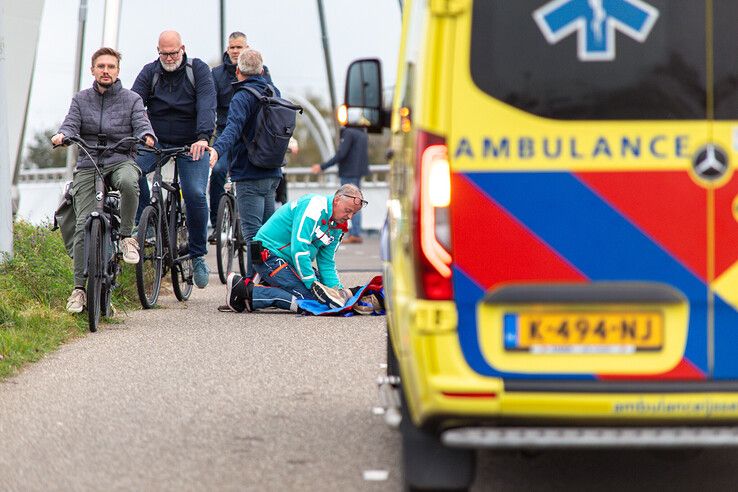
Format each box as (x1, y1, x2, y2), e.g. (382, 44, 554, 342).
(83, 214, 119, 285)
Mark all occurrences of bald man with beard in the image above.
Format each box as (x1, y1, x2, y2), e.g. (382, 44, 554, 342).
(131, 30, 216, 289)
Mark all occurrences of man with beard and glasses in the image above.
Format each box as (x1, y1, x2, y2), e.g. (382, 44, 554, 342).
(131, 30, 216, 289)
(52, 47, 156, 313)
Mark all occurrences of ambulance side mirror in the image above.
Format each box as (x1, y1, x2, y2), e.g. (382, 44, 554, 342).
(342, 58, 386, 133)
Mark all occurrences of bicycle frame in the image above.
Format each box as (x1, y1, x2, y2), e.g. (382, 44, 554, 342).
(136, 144, 193, 306)
(81, 172, 118, 291)
(143, 147, 191, 271)
(61, 135, 141, 331)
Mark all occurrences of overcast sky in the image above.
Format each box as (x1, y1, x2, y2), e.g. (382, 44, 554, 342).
(26, 0, 401, 140)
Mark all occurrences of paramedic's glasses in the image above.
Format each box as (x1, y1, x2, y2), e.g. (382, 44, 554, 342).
(344, 195, 368, 209)
(158, 48, 182, 59)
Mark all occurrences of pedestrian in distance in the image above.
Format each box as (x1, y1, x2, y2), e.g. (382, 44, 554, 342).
(222, 184, 368, 313)
(311, 126, 369, 244)
(131, 30, 216, 288)
(51, 47, 156, 313)
(208, 49, 282, 279)
(208, 31, 273, 243)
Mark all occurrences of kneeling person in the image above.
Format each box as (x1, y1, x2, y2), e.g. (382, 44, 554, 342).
(224, 184, 367, 312)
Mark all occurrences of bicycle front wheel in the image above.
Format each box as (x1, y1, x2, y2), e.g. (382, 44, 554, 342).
(170, 195, 193, 301)
(87, 219, 103, 332)
(215, 195, 234, 284)
(136, 206, 163, 308)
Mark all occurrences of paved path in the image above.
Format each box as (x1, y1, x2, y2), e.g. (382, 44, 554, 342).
(0, 237, 402, 491)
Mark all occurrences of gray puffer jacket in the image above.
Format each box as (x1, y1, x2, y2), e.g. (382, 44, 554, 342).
(58, 79, 156, 170)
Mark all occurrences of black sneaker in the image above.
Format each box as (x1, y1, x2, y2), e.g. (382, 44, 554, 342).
(208, 231, 218, 245)
(226, 272, 248, 312)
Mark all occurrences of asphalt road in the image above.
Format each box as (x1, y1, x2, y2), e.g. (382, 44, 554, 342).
(0, 237, 402, 491)
(3, 236, 738, 491)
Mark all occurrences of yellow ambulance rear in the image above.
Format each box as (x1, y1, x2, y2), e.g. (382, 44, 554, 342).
(343, 1, 738, 490)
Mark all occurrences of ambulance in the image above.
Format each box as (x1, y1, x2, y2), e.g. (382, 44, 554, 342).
(342, 1, 738, 490)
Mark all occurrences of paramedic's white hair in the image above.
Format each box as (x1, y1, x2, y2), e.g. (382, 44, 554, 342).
(336, 183, 363, 200)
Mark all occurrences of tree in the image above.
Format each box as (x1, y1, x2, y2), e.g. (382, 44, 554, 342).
(24, 127, 66, 169)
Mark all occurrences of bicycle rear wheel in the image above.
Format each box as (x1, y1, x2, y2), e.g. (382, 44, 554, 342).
(215, 195, 235, 284)
(136, 206, 163, 308)
(170, 194, 193, 301)
(87, 219, 103, 332)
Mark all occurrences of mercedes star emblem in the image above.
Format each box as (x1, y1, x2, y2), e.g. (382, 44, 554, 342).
(693, 144, 728, 181)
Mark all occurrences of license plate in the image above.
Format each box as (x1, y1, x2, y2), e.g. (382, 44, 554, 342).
(503, 311, 663, 353)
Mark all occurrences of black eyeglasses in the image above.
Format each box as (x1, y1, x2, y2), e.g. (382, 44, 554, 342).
(158, 48, 182, 59)
(343, 195, 368, 209)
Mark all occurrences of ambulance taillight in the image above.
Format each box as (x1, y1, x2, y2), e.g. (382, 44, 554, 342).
(414, 130, 453, 300)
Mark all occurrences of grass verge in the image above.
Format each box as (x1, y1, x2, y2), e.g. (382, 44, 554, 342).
(0, 221, 139, 378)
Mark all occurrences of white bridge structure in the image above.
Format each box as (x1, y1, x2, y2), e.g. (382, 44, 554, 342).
(17, 165, 390, 231)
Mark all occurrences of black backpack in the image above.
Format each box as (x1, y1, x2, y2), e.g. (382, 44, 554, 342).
(239, 85, 303, 169)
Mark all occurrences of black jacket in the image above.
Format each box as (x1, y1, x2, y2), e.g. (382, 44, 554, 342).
(131, 54, 216, 145)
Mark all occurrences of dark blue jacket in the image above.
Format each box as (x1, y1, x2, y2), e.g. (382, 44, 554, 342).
(131, 54, 216, 145)
(211, 51, 272, 134)
(321, 127, 369, 178)
(212, 75, 282, 182)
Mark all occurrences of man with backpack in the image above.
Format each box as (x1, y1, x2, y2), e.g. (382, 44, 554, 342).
(208, 31, 273, 244)
(208, 48, 299, 278)
(131, 30, 216, 288)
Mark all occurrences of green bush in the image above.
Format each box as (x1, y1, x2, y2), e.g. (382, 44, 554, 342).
(0, 221, 140, 378)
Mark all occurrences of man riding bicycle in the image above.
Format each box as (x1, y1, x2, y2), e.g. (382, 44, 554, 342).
(52, 47, 156, 314)
(131, 30, 216, 289)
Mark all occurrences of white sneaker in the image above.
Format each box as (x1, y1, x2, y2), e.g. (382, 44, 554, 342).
(121, 237, 140, 264)
(66, 288, 86, 313)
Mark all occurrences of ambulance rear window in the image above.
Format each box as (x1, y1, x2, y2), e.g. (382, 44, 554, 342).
(469, 0, 707, 120)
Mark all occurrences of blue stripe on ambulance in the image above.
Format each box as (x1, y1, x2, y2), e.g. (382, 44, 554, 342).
(456, 171, 708, 377)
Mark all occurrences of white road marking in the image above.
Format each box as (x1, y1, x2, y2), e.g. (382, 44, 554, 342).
(363, 470, 389, 481)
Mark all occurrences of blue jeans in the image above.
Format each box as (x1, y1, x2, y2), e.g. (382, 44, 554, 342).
(251, 253, 317, 311)
(235, 177, 281, 276)
(208, 148, 229, 227)
(135, 142, 210, 258)
(340, 176, 362, 237)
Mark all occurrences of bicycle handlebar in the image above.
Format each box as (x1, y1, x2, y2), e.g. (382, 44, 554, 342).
(137, 145, 191, 157)
(54, 135, 145, 153)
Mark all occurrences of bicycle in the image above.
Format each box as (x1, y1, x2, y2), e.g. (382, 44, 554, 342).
(214, 175, 246, 284)
(57, 135, 144, 332)
(135, 145, 195, 308)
